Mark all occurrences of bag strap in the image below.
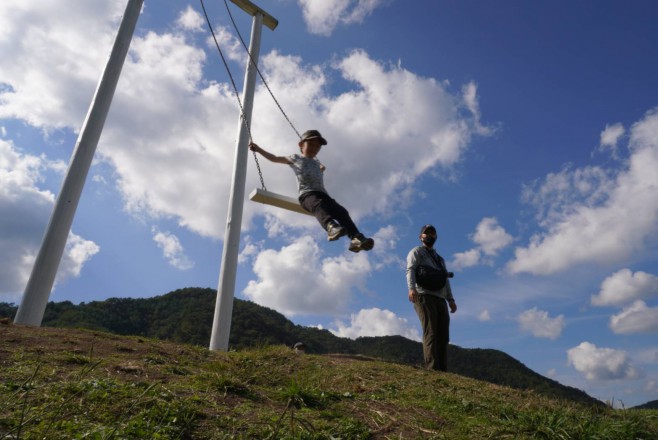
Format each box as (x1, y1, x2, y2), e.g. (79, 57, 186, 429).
(422, 247, 443, 269)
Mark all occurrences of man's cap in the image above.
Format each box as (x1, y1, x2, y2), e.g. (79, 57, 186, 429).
(300, 129, 327, 146)
(420, 224, 436, 234)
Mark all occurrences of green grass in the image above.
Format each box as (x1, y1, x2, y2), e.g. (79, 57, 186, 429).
(1, 325, 656, 439)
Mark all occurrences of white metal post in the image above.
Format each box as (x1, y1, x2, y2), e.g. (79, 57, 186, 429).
(14, 0, 143, 326)
(209, 1, 277, 351)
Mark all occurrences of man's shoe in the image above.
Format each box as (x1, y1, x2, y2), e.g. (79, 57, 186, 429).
(348, 233, 375, 252)
(327, 222, 347, 241)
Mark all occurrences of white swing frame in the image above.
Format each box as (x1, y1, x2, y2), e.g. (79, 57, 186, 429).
(249, 188, 312, 216)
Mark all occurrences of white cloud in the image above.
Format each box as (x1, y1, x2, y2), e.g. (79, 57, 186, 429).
(520, 164, 615, 229)
(237, 238, 261, 264)
(567, 342, 643, 381)
(371, 225, 397, 253)
(297, 0, 387, 36)
(0, 140, 98, 301)
(176, 5, 204, 32)
(478, 309, 491, 322)
(451, 217, 512, 269)
(2, 2, 490, 243)
(592, 268, 658, 307)
(202, 25, 244, 63)
(609, 301, 658, 334)
(330, 307, 420, 341)
(517, 307, 564, 340)
(471, 217, 513, 256)
(451, 248, 481, 270)
(56, 233, 100, 281)
(1, 1, 491, 304)
(370, 225, 403, 269)
(507, 108, 658, 275)
(152, 228, 194, 270)
(0, 1, 126, 127)
(243, 235, 371, 317)
(462, 82, 495, 136)
(599, 122, 625, 157)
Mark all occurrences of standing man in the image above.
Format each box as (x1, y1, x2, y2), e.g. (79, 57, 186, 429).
(406, 224, 457, 371)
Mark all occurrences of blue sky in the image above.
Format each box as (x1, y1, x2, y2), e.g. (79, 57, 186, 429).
(2, 0, 658, 407)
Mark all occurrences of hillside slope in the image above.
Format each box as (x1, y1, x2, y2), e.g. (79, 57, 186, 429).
(3, 287, 598, 406)
(2, 325, 656, 439)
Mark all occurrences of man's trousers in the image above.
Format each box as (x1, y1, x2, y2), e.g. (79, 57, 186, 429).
(414, 294, 450, 371)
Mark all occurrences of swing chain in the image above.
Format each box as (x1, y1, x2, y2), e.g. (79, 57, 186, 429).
(200, 0, 266, 190)
(251, 139, 267, 190)
(223, 0, 301, 140)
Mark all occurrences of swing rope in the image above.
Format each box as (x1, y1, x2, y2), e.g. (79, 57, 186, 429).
(199, 0, 267, 190)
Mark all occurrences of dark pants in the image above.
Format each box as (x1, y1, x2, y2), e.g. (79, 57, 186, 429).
(414, 294, 450, 371)
(299, 191, 359, 238)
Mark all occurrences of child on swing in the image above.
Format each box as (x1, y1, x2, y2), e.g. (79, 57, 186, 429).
(249, 130, 375, 252)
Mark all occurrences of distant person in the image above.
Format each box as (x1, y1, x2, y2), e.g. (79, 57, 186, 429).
(249, 130, 374, 252)
(406, 224, 457, 371)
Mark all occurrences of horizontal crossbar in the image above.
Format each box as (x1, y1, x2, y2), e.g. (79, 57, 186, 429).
(229, 0, 278, 30)
(249, 188, 312, 216)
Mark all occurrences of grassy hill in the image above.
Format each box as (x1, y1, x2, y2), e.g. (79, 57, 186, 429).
(1, 325, 657, 439)
(2, 288, 599, 408)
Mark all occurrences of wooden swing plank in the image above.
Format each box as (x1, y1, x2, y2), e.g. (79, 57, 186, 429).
(249, 188, 312, 216)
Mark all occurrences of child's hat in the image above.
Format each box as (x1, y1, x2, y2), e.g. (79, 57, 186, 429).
(300, 129, 327, 145)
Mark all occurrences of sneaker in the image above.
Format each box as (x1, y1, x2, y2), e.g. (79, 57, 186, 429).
(327, 222, 347, 241)
(348, 233, 375, 252)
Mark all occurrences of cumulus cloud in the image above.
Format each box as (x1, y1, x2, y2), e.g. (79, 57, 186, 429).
(592, 268, 658, 307)
(472, 217, 514, 256)
(176, 5, 204, 32)
(0, 140, 98, 301)
(609, 301, 658, 334)
(55, 233, 100, 282)
(243, 235, 371, 317)
(451, 217, 512, 269)
(298, 0, 388, 36)
(1, 1, 491, 308)
(237, 238, 261, 264)
(0, 1, 126, 127)
(507, 109, 658, 275)
(330, 307, 420, 341)
(370, 225, 403, 269)
(152, 228, 194, 270)
(599, 122, 625, 157)
(567, 342, 642, 381)
(1, 1, 238, 241)
(2, 1, 490, 247)
(450, 249, 481, 270)
(517, 307, 564, 339)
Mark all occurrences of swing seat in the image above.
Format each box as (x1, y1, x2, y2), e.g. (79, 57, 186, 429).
(249, 188, 312, 216)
